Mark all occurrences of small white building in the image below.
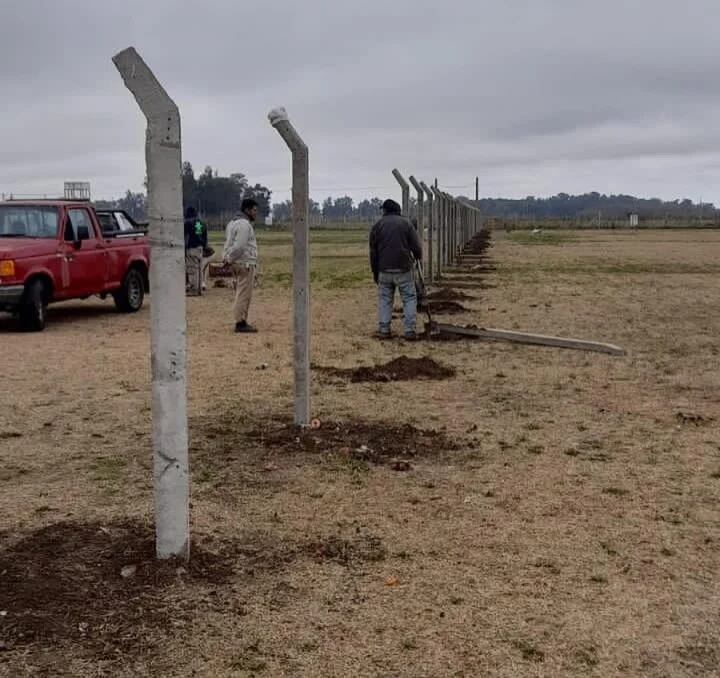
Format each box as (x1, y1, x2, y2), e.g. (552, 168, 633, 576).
(628, 213, 639, 227)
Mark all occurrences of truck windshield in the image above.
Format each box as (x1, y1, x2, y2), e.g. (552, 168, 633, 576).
(0, 206, 59, 238)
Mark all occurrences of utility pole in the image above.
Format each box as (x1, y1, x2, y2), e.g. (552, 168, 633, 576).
(475, 176, 479, 202)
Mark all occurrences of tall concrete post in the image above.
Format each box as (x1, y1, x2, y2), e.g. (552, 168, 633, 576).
(431, 187, 445, 276)
(445, 193, 454, 267)
(408, 176, 425, 275)
(420, 182, 434, 282)
(466, 204, 470, 244)
(113, 47, 189, 561)
(392, 169, 410, 217)
(269, 108, 311, 426)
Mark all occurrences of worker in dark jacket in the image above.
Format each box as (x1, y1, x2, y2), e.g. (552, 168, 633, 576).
(369, 199, 423, 340)
(184, 206, 207, 295)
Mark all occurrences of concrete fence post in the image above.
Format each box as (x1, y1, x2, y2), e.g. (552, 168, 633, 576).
(113, 47, 189, 561)
(269, 108, 311, 426)
(431, 187, 444, 276)
(420, 182, 434, 282)
(444, 193, 453, 267)
(408, 176, 425, 276)
(392, 169, 410, 217)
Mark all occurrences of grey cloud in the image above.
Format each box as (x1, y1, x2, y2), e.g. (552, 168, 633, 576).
(1, 0, 720, 204)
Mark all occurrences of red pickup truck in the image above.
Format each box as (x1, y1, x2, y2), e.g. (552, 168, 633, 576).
(0, 200, 150, 331)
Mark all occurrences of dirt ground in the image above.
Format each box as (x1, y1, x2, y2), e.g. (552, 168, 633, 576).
(1, 228, 719, 677)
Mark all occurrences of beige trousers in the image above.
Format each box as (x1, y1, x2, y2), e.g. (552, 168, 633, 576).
(185, 247, 203, 295)
(232, 263, 255, 323)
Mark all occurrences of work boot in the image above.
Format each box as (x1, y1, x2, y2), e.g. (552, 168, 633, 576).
(403, 332, 418, 342)
(235, 321, 258, 333)
(375, 331, 392, 340)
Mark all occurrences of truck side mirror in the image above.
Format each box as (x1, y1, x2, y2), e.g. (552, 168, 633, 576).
(75, 225, 90, 248)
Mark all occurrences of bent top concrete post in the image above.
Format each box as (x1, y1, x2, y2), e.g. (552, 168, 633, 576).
(113, 46, 189, 561)
(392, 169, 410, 217)
(431, 186, 445, 274)
(408, 176, 425, 275)
(268, 107, 311, 426)
(420, 181, 434, 282)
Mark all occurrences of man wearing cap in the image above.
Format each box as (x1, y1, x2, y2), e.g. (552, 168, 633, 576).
(184, 206, 207, 296)
(369, 199, 423, 340)
(222, 198, 259, 333)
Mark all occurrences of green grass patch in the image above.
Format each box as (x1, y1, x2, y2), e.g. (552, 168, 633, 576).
(209, 228, 368, 248)
(508, 231, 578, 246)
(90, 457, 127, 483)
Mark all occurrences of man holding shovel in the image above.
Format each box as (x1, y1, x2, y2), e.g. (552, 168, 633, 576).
(369, 199, 423, 340)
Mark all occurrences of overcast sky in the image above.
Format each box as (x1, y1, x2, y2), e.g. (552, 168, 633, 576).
(1, 0, 719, 205)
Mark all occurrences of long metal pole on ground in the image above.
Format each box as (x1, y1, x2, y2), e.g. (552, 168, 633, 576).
(420, 182, 434, 282)
(269, 108, 311, 426)
(392, 169, 410, 217)
(408, 176, 425, 275)
(113, 47, 189, 561)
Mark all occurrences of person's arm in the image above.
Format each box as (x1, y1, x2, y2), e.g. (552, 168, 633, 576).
(225, 220, 251, 263)
(222, 222, 236, 262)
(201, 221, 208, 249)
(369, 222, 379, 283)
(408, 222, 422, 261)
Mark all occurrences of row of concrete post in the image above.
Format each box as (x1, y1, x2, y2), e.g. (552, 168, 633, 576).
(112, 45, 482, 561)
(392, 169, 483, 282)
(114, 47, 312, 561)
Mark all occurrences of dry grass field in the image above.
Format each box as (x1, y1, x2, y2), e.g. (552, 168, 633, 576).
(1, 228, 718, 677)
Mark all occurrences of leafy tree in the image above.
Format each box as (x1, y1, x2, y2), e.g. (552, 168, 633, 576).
(333, 196, 354, 218)
(322, 197, 334, 218)
(243, 183, 272, 220)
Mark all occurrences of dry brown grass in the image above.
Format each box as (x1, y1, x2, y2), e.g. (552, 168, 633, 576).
(1, 228, 719, 677)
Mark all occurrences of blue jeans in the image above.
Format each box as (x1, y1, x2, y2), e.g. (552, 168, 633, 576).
(378, 270, 417, 336)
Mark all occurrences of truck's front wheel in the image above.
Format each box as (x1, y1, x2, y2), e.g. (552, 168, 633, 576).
(19, 279, 48, 332)
(114, 268, 145, 313)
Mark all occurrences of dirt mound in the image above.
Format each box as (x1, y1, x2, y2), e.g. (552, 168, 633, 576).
(463, 232, 493, 255)
(0, 520, 276, 660)
(425, 300, 469, 315)
(317, 356, 455, 383)
(426, 288, 476, 302)
(247, 419, 458, 465)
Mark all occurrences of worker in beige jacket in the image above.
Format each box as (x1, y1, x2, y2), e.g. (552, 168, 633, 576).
(222, 198, 259, 333)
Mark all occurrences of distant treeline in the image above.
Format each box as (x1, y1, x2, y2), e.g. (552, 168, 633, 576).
(97, 186, 719, 227)
(96, 164, 272, 223)
(468, 192, 718, 220)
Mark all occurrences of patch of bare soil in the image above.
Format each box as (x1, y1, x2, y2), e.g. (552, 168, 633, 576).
(246, 419, 459, 465)
(426, 288, 476, 302)
(0, 520, 282, 662)
(305, 532, 386, 566)
(315, 356, 455, 383)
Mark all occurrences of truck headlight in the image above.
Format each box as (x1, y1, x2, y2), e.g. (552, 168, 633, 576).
(0, 260, 15, 278)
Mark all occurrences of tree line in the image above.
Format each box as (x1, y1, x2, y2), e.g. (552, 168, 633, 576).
(96, 182, 717, 225)
(95, 164, 272, 223)
(272, 196, 391, 222)
(471, 192, 717, 220)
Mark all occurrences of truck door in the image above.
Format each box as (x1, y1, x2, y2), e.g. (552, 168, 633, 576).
(61, 208, 108, 294)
